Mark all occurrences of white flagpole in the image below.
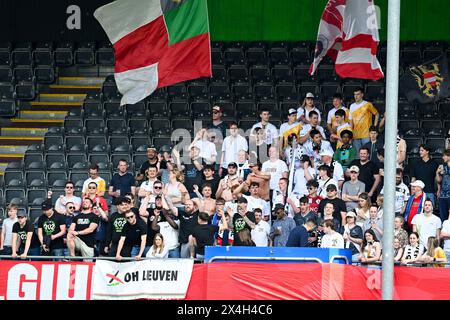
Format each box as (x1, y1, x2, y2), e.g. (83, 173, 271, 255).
(382, 0, 401, 301)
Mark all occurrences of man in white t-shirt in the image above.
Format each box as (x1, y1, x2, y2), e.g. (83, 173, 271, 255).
(380, 168, 410, 214)
(250, 108, 279, 147)
(303, 129, 334, 164)
(0, 204, 19, 255)
(319, 149, 344, 190)
(412, 199, 442, 249)
(220, 122, 248, 177)
(82, 163, 106, 197)
(54, 181, 82, 214)
(262, 146, 289, 195)
(320, 219, 345, 249)
(251, 208, 271, 247)
(192, 128, 217, 165)
(440, 218, 450, 262)
(299, 110, 326, 145)
(243, 182, 271, 216)
(327, 93, 349, 134)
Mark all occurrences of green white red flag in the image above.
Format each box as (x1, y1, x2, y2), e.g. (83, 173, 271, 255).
(94, 0, 212, 105)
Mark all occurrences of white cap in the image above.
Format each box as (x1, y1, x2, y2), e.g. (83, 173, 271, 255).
(349, 165, 360, 173)
(320, 149, 334, 158)
(410, 180, 425, 189)
(288, 108, 297, 115)
(306, 92, 314, 98)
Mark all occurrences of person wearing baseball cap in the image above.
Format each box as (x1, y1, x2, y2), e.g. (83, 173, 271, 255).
(342, 165, 366, 212)
(209, 105, 227, 141)
(279, 108, 302, 151)
(37, 199, 67, 258)
(403, 180, 427, 230)
(342, 211, 364, 262)
(11, 211, 41, 259)
(136, 145, 159, 182)
(320, 148, 345, 189)
(297, 92, 322, 124)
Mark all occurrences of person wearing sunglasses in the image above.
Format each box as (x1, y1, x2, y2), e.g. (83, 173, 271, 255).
(11, 212, 40, 259)
(115, 211, 147, 261)
(62, 202, 79, 256)
(54, 181, 81, 214)
(85, 182, 109, 256)
(67, 198, 99, 259)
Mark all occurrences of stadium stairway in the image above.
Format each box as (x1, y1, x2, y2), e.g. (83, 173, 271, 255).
(0, 77, 104, 176)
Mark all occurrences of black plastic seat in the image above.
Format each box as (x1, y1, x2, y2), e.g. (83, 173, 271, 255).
(87, 137, 109, 154)
(5, 189, 26, 207)
(128, 118, 149, 135)
(33, 50, 53, 66)
(67, 154, 88, 170)
(27, 189, 47, 206)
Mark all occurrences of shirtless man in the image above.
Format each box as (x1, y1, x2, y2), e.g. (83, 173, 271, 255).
(192, 183, 217, 216)
(216, 162, 241, 202)
(245, 162, 271, 201)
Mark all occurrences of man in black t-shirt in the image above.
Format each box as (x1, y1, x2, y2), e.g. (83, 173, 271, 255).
(105, 197, 129, 257)
(67, 198, 99, 258)
(232, 197, 256, 246)
(116, 211, 147, 261)
(201, 164, 220, 197)
(317, 184, 347, 226)
(189, 211, 228, 259)
(37, 200, 67, 258)
(12, 212, 40, 258)
(348, 147, 381, 203)
(178, 200, 199, 258)
(136, 147, 160, 182)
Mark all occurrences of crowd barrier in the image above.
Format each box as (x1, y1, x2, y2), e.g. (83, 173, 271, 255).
(1, 258, 450, 300)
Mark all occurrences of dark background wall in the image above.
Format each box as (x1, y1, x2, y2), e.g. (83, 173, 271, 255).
(0, 0, 448, 42)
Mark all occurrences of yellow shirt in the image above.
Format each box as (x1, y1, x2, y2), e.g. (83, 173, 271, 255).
(349, 101, 378, 139)
(327, 107, 350, 130)
(434, 247, 447, 268)
(279, 122, 302, 149)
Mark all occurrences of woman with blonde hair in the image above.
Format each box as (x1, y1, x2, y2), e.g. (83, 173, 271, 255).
(356, 192, 370, 227)
(146, 233, 168, 259)
(417, 236, 447, 267)
(165, 168, 190, 211)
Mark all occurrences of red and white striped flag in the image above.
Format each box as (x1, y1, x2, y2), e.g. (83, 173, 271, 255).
(310, 0, 384, 80)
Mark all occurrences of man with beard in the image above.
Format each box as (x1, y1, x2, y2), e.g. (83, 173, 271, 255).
(193, 183, 216, 216)
(67, 198, 99, 258)
(216, 162, 241, 202)
(136, 147, 160, 182)
(175, 199, 199, 258)
(105, 197, 130, 257)
(37, 199, 67, 258)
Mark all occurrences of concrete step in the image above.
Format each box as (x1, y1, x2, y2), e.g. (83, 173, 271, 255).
(30, 101, 83, 107)
(38, 93, 87, 103)
(0, 146, 28, 154)
(0, 154, 24, 162)
(57, 76, 105, 87)
(9, 119, 64, 127)
(0, 136, 43, 145)
(0, 127, 47, 137)
(19, 110, 67, 120)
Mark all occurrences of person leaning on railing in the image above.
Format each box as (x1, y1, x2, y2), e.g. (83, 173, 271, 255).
(416, 236, 447, 267)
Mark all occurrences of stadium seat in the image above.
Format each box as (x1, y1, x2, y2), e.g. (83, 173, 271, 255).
(15, 82, 36, 100)
(170, 101, 190, 118)
(25, 172, 47, 189)
(110, 137, 131, 154)
(4, 171, 24, 189)
(47, 172, 68, 189)
(69, 172, 88, 189)
(87, 137, 109, 154)
(67, 154, 88, 171)
(33, 50, 53, 66)
(34, 66, 55, 83)
(27, 189, 47, 206)
(96, 48, 115, 66)
(290, 48, 310, 66)
(0, 50, 11, 66)
(224, 48, 245, 65)
(44, 136, 64, 153)
(148, 101, 169, 118)
(150, 119, 171, 136)
(269, 48, 289, 65)
(85, 119, 107, 135)
(128, 118, 149, 135)
(131, 137, 151, 154)
(54, 49, 73, 66)
(45, 154, 66, 171)
(0, 66, 13, 82)
(246, 48, 267, 65)
(12, 50, 32, 65)
(126, 102, 148, 118)
(209, 82, 230, 99)
(0, 83, 15, 99)
(228, 65, 249, 83)
(5, 189, 26, 207)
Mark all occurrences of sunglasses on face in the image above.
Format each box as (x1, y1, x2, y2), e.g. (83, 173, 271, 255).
(18, 216, 26, 219)
(154, 186, 162, 189)
(126, 215, 135, 220)
(88, 186, 97, 190)
(66, 186, 74, 189)
(68, 206, 75, 210)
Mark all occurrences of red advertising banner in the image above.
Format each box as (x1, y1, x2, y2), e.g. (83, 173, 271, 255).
(0, 261, 94, 300)
(1, 261, 450, 300)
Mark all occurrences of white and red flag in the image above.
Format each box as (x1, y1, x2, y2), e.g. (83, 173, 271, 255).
(310, 0, 384, 80)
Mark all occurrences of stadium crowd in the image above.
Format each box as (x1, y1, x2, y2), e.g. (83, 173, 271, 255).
(1, 87, 450, 265)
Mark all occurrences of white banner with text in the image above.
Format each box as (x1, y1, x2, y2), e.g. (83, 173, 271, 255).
(92, 259, 194, 300)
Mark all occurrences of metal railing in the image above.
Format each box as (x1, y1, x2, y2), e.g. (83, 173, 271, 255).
(0, 255, 203, 262)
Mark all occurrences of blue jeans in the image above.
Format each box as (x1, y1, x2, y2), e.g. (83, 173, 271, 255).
(168, 248, 180, 258)
(51, 248, 66, 261)
(426, 193, 436, 207)
(143, 246, 151, 257)
(439, 198, 450, 221)
(353, 138, 370, 155)
(131, 246, 141, 257)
